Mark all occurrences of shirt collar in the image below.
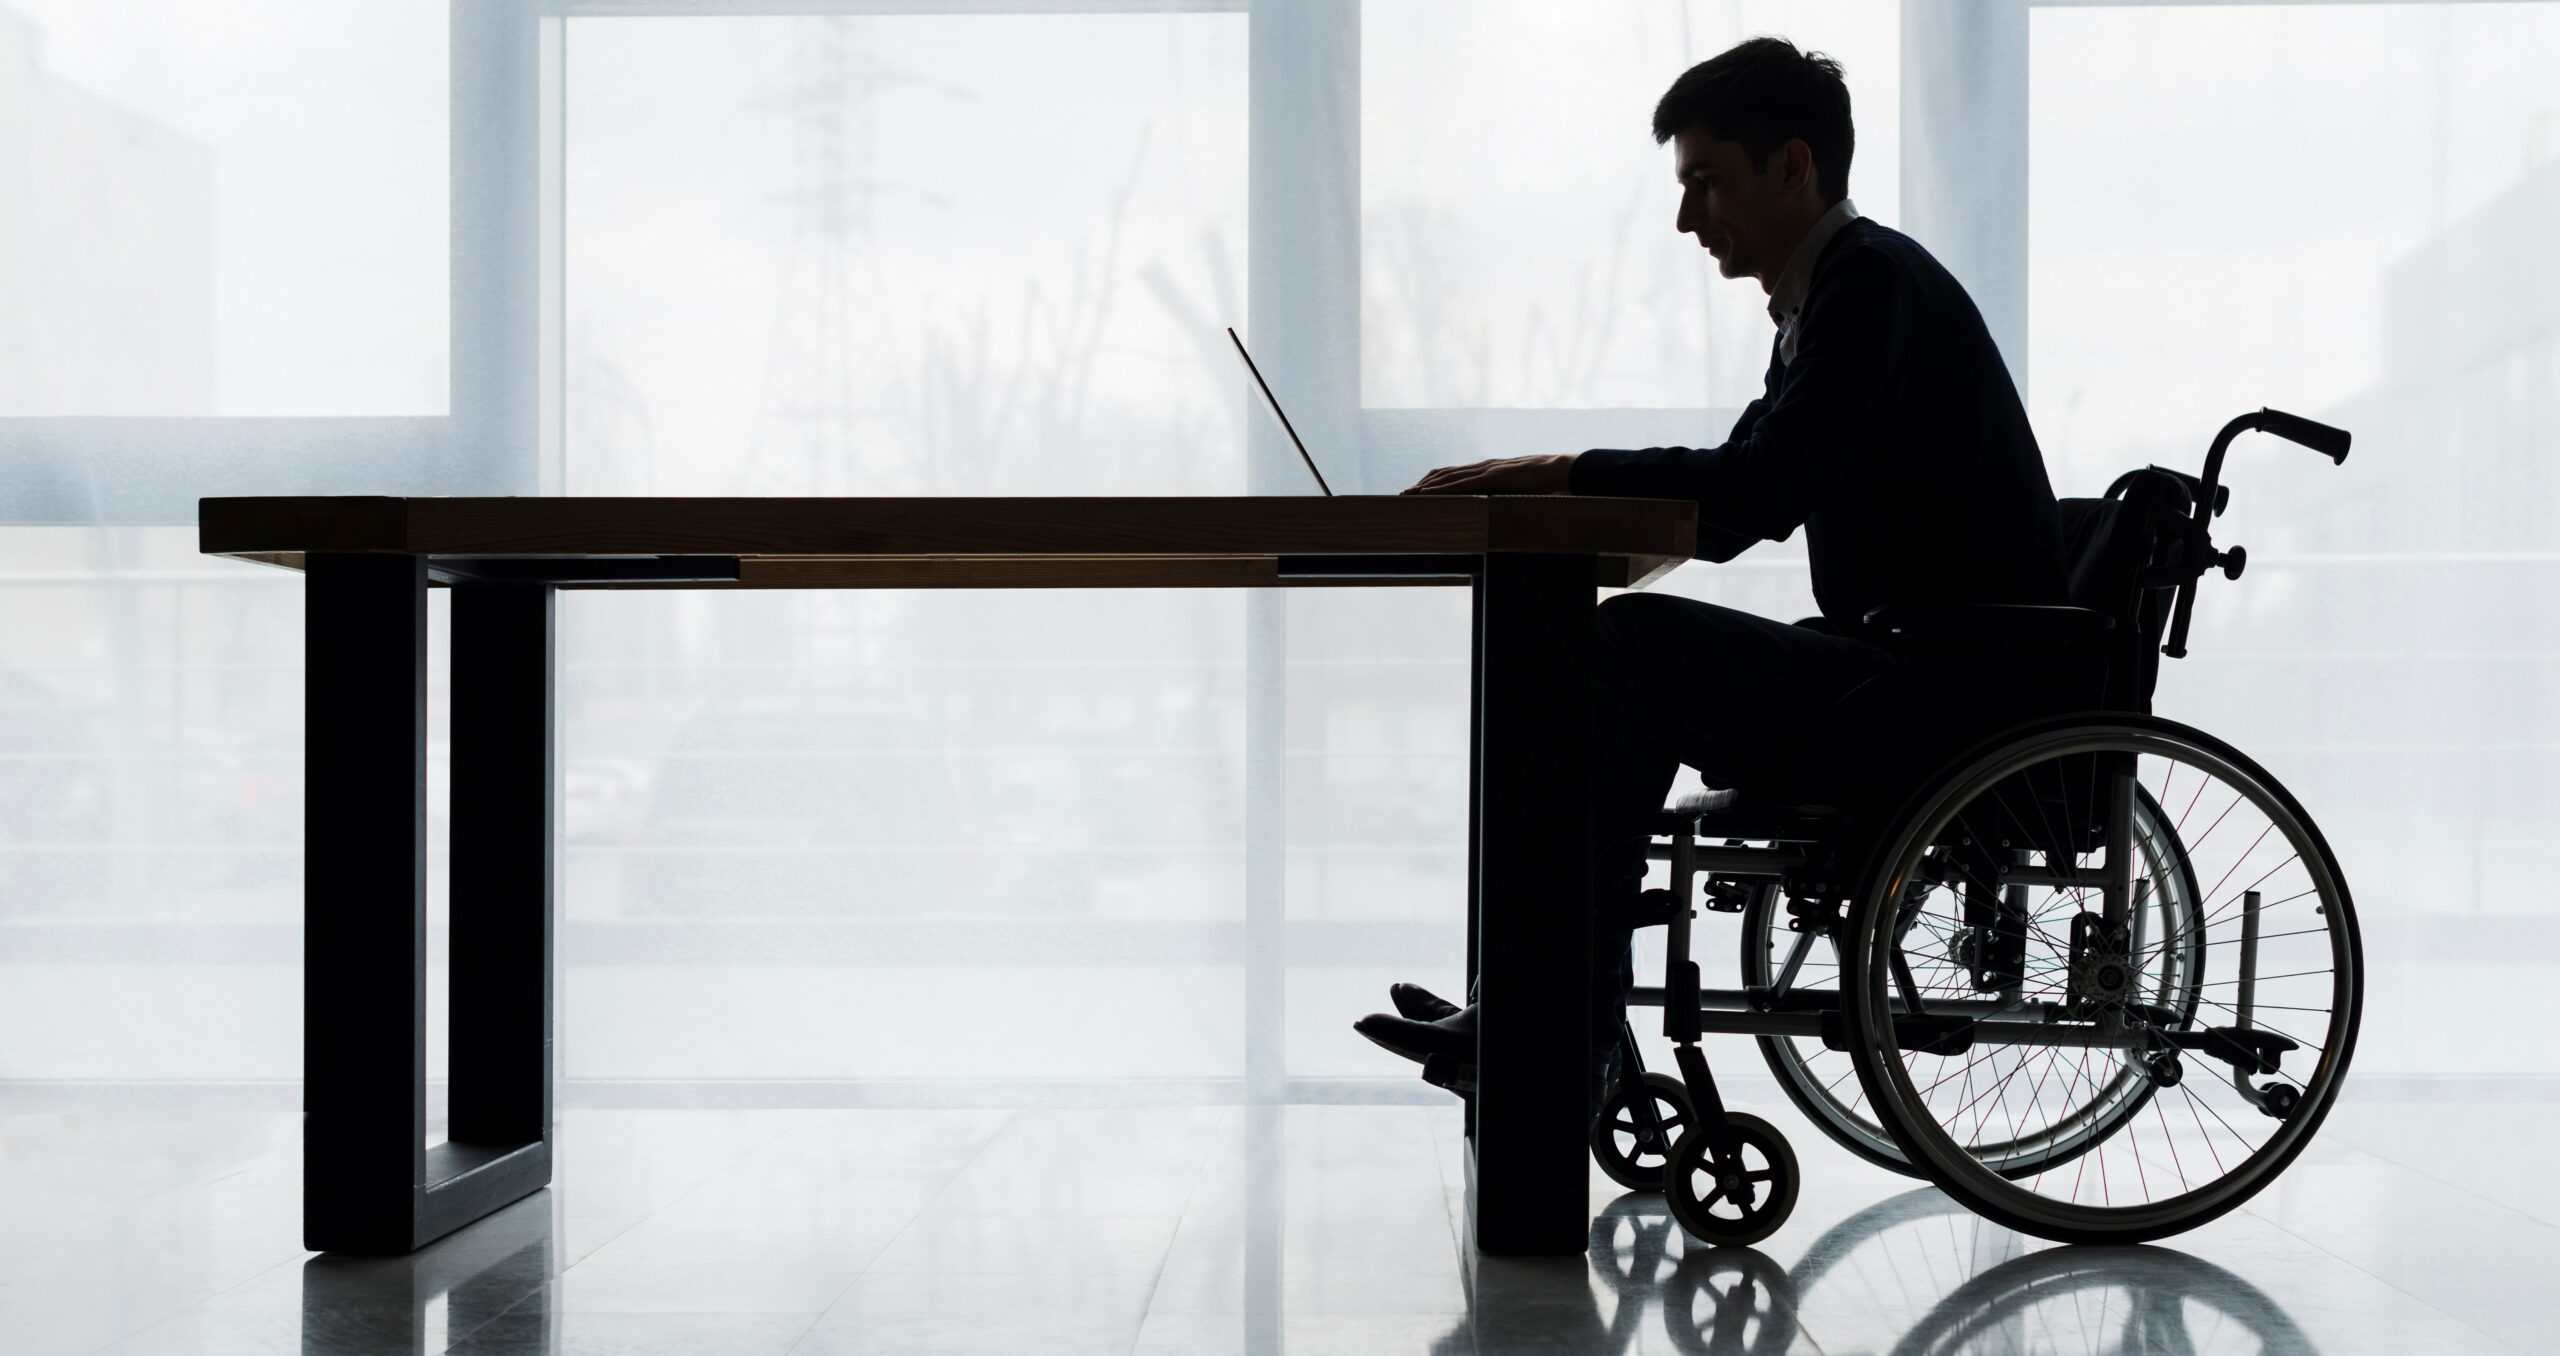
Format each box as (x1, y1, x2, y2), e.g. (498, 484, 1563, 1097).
(1767, 197, 1861, 328)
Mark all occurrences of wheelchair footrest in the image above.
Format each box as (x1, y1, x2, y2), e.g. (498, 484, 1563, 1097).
(2179, 1026, 2298, 1076)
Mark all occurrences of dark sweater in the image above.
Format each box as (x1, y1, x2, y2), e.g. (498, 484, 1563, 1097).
(1569, 218, 2066, 628)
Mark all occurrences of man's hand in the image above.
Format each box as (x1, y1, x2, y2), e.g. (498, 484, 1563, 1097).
(1399, 453, 1579, 495)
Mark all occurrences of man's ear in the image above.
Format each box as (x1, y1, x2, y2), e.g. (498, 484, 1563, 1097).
(1781, 138, 1817, 199)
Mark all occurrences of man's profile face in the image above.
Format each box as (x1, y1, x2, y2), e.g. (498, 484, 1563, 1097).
(1672, 126, 1799, 289)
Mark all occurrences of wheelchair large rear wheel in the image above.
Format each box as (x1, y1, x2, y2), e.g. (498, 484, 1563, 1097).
(1740, 778, 2204, 1179)
(1842, 714, 2361, 1244)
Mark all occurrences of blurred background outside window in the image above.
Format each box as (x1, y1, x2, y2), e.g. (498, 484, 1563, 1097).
(0, 1, 2552, 1111)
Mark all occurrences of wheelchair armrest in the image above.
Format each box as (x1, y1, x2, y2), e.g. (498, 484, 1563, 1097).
(1862, 604, 2115, 642)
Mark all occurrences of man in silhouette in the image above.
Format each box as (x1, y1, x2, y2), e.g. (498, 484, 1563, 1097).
(1355, 38, 2067, 1108)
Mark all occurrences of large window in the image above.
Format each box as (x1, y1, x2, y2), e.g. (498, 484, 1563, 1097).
(1361, 0, 1898, 411)
(565, 12, 1248, 498)
(0, 0, 447, 416)
(559, 11, 1257, 1087)
(2029, 1, 2560, 1077)
(4, 1, 2555, 1109)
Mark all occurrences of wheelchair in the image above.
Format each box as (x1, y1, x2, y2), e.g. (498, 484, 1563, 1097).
(1578, 407, 2361, 1248)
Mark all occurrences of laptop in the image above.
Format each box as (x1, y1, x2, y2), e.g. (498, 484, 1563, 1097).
(1227, 327, 1335, 496)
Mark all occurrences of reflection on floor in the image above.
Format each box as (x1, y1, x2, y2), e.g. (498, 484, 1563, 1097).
(1, 1098, 2550, 1353)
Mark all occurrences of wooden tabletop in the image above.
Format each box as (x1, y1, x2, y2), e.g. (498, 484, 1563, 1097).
(199, 495, 1697, 590)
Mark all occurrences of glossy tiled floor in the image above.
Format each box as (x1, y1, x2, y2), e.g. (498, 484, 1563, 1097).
(4, 1096, 2554, 1354)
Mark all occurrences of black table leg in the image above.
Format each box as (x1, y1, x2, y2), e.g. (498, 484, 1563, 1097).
(1463, 567, 1485, 1142)
(1469, 552, 1597, 1255)
(303, 556, 552, 1254)
(444, 583, 556, 1223)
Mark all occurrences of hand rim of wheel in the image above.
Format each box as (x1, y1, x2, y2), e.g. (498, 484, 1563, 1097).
(1842, 713, 2361, 1242)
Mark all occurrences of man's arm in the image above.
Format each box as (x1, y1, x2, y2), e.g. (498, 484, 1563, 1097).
(1565, 343, 1783, 562)
(1395, 344, 1783, 560)
(1564, 245, 1905, 546)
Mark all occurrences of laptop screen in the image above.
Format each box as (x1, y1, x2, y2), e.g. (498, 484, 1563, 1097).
(1227, 327, 1333, 496)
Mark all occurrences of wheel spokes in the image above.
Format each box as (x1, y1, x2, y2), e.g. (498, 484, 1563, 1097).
(1848, 725, 2355, 1237)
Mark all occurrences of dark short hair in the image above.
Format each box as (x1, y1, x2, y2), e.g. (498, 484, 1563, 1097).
(1652, 37, 1854, 204)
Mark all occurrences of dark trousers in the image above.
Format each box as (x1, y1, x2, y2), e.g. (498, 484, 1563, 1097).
(1584, 593, 1894, 1074)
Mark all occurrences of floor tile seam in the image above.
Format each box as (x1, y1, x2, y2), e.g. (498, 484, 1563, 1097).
(538, 1114, 878, 1346)
(436, 1279, 554, 1356)
(36, 1159, 280, 1270)
(2320, 1125, 2560, 1234)
(418, 1207, 663, 1353)
(87, 1310, 299, 1356)
(74, 1248, 309, 1356)
(0, 1204, 138, 1269)
(542, 1198, 659, 1281)
(428, 1230, 639, 1354)
(610, 1108, 823, 1226)
(2237, 1201, 2522, 1350)
(1421, 1106, 1468, 1269)
(779, 1107, 1026, 1355)
(1131, 1101, 1251, 1328)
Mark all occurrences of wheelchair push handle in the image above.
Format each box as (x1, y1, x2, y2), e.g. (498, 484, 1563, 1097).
(2250, 408, 2352, 464)
(2196, 408, 2351, 511)
(2162, 407, 2353, 660)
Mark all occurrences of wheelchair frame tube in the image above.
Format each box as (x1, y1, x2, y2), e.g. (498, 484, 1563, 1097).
(2002, 851, 2029, 1008)
(2128, 877, 2151, 978)
(1627, 985, 2242, 1055)
(1643, 843, 1806, 874)
(2102, 769, 2137, 931)
(2236, 888, 2261, 1028)
(2231, 887, 2268, 1107)
(1661, 830, 1699, 1043)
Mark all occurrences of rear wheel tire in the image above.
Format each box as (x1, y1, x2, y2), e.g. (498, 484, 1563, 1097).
(1843, 714, 2361, 1244)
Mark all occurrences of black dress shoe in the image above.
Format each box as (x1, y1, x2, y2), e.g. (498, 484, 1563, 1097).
(1389, 982, 1461, 1023)
(1353, 1002, 1477, 1065)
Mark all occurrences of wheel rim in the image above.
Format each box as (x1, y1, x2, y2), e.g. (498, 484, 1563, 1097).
(1667, 1113, 1798, 1246)
(1847, 717, 2359, 1240)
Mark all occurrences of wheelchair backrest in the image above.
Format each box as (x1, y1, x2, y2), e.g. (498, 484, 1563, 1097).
(1762, 470, 2197, 811)
(2059, 468, 2197, 711)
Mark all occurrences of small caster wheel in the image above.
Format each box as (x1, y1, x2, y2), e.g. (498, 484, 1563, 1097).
(2255, 1081, 2301, 1120)
(1665, 1112, 1799, 1248)
(1590, 1072, 1696, 1191)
